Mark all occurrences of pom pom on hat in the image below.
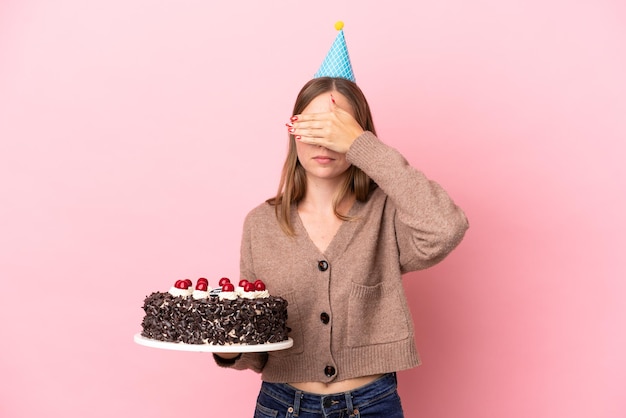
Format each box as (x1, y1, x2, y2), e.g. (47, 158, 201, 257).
(314, 21, 355, 82)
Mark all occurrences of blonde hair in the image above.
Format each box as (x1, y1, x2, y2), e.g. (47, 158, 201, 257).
(267, 77, 377, 236)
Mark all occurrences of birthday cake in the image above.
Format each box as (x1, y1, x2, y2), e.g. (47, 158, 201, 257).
(140, 278, 289, 345)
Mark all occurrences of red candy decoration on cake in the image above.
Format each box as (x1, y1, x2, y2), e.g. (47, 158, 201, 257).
(166, 277, 270, 300)
(174, 279, 190, 289)
(170, 279, 193, 297)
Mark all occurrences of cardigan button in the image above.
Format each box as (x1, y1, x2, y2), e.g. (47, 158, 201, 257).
(324, 365, 336, 377)
(320, 312, 330, 324)
(318, 260, 329, 271)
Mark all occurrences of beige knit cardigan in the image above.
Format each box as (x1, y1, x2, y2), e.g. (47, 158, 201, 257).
(214, 131, 469, 383)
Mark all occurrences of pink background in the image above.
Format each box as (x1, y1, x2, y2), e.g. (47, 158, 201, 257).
(1, 1, 625, 417)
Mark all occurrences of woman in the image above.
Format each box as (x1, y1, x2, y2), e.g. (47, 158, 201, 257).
(215, 77, 468, 417)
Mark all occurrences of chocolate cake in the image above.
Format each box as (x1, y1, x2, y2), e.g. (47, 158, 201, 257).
(140, 278, 289, 345)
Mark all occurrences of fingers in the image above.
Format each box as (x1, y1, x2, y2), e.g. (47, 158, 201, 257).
(287, 119, 329, 134)
(285, 100, 362, 153)
(289, 112, 327, 124)
(285, 120, 327, 148)
(286, 114, 332, 141)
(286, 124, 330, 147)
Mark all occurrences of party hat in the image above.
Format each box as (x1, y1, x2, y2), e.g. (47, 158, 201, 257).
(314, 21, 355, 82)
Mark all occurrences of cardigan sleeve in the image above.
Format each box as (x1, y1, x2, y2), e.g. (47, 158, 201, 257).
(210, 212, 268, 373)
(346, 131, 469, 272)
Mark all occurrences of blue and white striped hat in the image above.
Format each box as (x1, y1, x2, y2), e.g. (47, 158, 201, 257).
(314, 21, 355, 82)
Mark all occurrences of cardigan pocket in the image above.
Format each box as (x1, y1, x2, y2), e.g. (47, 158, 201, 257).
(272, 290, 304, 355)
(347, 282, 410, 347)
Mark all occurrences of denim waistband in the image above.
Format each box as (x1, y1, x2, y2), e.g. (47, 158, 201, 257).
(259, 373, 398, 416)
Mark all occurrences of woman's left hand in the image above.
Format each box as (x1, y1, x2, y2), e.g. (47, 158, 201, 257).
(287, 96, 364, 154)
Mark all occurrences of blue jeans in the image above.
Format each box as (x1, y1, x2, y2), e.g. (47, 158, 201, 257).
(254, 373, 404, 418)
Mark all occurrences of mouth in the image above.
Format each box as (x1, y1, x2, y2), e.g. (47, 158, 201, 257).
(313, 156, 335, 164)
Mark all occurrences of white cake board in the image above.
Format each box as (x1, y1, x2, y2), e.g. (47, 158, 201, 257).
(134, 333, 293, 353)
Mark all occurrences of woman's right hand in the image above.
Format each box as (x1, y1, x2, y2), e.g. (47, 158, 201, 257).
(214, 352, 241, 360)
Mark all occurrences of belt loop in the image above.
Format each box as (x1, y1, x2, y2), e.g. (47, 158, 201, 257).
(292, 390, 303, 416)
(345, 392, 355, 416)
